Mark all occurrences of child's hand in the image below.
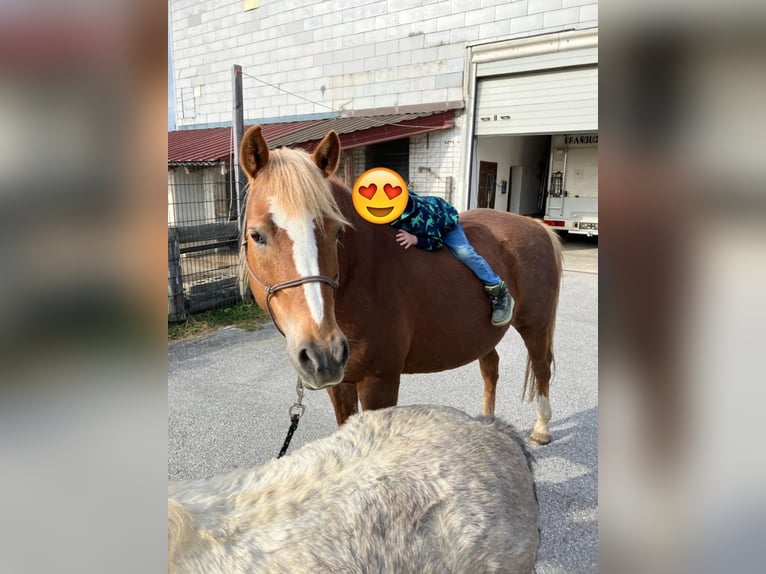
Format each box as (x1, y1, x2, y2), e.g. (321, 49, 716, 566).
(395, 230, 418, 249)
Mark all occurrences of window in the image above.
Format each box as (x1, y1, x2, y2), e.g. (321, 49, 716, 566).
(365, 139, 410, 183)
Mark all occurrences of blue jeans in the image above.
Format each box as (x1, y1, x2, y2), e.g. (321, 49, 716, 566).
(443, 224, 502, 286)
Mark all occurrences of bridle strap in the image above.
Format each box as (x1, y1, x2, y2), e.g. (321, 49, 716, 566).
(265, 275, 340, 296)
(242, 251, 339, 337)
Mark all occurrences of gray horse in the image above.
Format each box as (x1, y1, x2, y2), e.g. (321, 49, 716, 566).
(169, 405, 539, 573)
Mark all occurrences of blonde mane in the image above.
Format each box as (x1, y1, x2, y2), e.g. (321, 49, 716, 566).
(252, 147, 349, 232)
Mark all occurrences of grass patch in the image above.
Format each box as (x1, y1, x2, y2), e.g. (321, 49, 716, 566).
(168, 302, 269, 341)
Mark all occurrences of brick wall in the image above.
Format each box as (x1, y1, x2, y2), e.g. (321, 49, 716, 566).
(170, 0, 598, 128)
(409, 113, 463, 204)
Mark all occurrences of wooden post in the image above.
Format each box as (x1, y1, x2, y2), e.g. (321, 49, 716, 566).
(344, 151, 352, 187)
(168, 227, 185, 321)
(232, 64, 251, 303)
(232, 64, 245, 234)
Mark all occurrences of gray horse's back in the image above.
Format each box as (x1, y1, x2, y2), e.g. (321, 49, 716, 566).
(169, 405, 539, 574)
(360, 405, 539, 573)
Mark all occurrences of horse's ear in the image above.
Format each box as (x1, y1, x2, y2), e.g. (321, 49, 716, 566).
(240, 125, 269, 179)
(312, 130, 340, 177)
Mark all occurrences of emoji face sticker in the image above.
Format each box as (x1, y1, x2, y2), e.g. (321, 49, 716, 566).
(352, 167, 409, 224)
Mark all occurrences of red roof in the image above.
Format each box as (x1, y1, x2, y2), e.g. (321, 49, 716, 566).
(168, 120, 319, 165)
(341, 111, 453, 150)
(168, 111, 454, 165)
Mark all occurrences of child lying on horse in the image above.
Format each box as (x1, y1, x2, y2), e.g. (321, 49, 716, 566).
(391, 191, 514, 326)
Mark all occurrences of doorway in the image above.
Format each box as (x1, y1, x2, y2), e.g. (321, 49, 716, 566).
(478, 161, 497, 208)
(505, 166, 516, 212)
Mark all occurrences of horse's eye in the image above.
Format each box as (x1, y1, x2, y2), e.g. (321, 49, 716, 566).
(335, 227, 344, 241)
(250, 230, 267, 246)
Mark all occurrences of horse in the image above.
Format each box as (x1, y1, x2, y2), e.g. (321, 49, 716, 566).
(168, 405, 539, 574)
(240, 126, 563, 444)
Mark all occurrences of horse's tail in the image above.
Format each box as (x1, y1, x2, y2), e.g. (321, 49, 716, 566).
(522, 222, 563, 402)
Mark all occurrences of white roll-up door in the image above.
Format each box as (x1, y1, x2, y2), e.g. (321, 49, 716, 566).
(475, 66, 598, 136)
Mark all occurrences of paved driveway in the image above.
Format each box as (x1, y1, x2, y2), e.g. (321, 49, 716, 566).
(168, 237, 597, 573)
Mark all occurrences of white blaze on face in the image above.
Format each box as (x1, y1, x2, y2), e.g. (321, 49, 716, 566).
(269, 200, 324, 326)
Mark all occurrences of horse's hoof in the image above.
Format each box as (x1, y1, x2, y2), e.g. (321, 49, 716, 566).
(529, 431, 551, 445)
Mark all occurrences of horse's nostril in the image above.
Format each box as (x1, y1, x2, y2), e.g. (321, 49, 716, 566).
(298, 347, 316, 374)
(297, 341, 346, 380)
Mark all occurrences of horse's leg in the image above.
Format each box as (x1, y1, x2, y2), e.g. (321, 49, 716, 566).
(357, 376, 401, 412)
(479, 348, 500, 416)
(519, 328, 554, 445)
(531, 393, 552, 446)
(326, 382, 359, 425)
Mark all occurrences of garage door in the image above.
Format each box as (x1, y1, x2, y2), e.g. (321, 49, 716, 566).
(475, 66, 598, 136)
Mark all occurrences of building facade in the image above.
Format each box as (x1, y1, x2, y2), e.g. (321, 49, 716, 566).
(169, 0, 598, 220)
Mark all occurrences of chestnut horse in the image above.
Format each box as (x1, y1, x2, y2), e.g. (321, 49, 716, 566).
(240, 126, 562, 444)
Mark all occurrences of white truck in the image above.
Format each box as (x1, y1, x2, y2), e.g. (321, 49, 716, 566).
(543, 133, 598, 237)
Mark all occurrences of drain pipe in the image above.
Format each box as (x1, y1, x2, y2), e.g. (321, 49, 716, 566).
(461, 55, 478, 211)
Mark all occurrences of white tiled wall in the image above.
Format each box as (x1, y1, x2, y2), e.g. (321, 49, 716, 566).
(170, 0, 598, 129)
(408, 112, 464, 204)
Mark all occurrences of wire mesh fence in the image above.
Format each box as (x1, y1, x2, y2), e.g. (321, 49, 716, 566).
(168, 166, 243, 321)
(167, 150, 368, 322)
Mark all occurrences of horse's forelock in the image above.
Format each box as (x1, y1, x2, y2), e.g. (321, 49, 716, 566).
(257, 148, 349, 233)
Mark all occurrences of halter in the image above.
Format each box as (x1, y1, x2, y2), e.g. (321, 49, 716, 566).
(241, 240, 339, 337)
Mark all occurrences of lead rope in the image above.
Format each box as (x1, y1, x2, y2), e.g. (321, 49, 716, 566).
(277, 380, 305, 458)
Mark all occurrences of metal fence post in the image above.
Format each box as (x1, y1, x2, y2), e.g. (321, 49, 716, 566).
(168, 227, 185, 321)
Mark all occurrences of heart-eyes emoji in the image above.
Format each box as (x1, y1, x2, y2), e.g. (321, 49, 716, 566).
(352, 167, 409, 224)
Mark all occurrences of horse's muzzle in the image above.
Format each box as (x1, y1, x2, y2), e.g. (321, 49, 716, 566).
(293, 335, 349, 390)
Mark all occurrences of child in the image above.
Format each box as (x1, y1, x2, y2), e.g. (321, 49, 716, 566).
(391, 191, 513, 326)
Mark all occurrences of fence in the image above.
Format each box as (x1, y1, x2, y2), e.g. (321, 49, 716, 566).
(167, 166, 244, 322)
(167, 151, 365, 321)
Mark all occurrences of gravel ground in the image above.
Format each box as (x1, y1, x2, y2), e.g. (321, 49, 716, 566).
(168, 239, 598, 572)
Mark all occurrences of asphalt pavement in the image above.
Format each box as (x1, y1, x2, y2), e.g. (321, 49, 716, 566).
(168, 237, 598, 573)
